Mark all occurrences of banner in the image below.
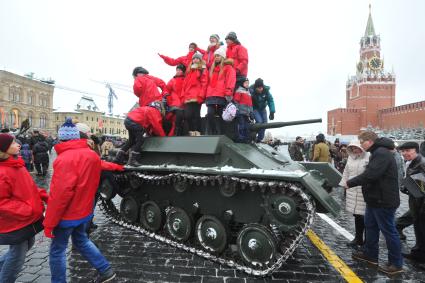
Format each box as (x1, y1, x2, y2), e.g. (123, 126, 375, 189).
(0, 108, 4, 126)
(13, 109, 19, 128)
(98, 118, 103, 129)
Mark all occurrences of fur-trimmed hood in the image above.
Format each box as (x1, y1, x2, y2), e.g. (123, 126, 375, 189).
(347, 140, 368, 159)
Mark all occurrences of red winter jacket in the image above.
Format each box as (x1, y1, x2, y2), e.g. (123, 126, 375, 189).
(0, 156, 47, 233)
(206, 59, 236, 99)
(226, 43, 249, 76)
(166, 75, 185, 109)
(203, 44, 221, 69)
(43, 140, 102, 229)
(233, 86, 253, 115)
(159, 47, 206, 67)
(181, 63, 209, 104)
(127, 106, 166, 137)
(133, 74, 168, 107)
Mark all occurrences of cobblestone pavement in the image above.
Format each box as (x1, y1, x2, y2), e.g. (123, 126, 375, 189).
(2, 154, 424, 282)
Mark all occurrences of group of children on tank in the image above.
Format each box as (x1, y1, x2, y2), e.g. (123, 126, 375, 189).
(115, 31, 276, 166)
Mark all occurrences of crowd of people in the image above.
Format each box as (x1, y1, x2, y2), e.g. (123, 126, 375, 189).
(287, 132, 425, 274)
(113, 31, 277, 166)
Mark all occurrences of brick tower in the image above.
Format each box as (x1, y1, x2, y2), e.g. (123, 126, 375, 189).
(328, 5, 396, 135)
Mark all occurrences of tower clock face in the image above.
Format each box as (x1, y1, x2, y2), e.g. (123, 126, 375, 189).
(368, 56, 382, 71)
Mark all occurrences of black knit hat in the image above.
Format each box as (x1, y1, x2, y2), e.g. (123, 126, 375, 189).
(176, 64, 186, 73)
(254, 78, 264, 88)
(316, 133, 325, 142)
(0, 133, 14, 152)
(225, 32, 237, 41)
(398, 142, 419, 152)
(132, 66, 149, 77)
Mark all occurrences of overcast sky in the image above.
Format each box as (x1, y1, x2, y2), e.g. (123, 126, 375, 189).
(1, 0, 424, 138)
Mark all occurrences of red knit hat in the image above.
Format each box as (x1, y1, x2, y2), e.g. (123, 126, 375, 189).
(0, 133, 14, 152)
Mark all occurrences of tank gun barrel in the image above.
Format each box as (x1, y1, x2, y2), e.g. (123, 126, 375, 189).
(249, 118, 322, 132)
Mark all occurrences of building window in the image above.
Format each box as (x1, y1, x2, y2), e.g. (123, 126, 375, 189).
(86, 116, 88, 121)
(28, 93, 34, 105)
(39, 113, 47, 129)
(9, 86, 22, 102)
(8, 109, 20, 128)
(27, 111, 33, 126)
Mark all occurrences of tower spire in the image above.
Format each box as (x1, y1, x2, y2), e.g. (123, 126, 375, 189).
(364, 4, 376, 37)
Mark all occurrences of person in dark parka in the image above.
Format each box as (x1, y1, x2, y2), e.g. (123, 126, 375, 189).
(33, 138, 49, 176)
(249, 78, 275, 143)
(345, 131, 403, 275)
(398, 142, 425, 265)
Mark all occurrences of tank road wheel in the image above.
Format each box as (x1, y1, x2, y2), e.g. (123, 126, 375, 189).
(99, 178, 116, 200)
(220, 182, 237, 197)
(265, 194, 300, 230)
(237, 224, 278, 267)
(140, 201, 164, 232)
(120, 196, 139, 223)
(129, 177, 142, 190)
(165, 207, 193, 242)
(174, 182, 189, 193)
(195, 215, 227, 254)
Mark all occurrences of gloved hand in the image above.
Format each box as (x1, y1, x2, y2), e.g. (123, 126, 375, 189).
(44, 227, 55, 238)
(269, 112, 275, 120)
(400, 186, 409, 195)
(225, 96, 232, 103)
(249, 112, 255, 122)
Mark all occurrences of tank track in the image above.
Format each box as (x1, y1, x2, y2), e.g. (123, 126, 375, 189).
(98, 171, 315, 276)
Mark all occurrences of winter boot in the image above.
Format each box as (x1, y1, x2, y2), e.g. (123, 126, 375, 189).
(128, 151, 143, 167)
(113, 149, 128, 165)
(175, 127, 183, 136)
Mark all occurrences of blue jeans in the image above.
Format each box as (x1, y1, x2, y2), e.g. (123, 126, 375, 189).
(253, 109, 268, 142)
(363, 206, 403, 267)
(0, 236, 35, 282)
(236, 114, 250, 143)
(50, 221, 111, 283)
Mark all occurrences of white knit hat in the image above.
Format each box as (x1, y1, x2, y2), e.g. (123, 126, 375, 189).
(214, 46, 226, 59)
(76, 122, 91, 134)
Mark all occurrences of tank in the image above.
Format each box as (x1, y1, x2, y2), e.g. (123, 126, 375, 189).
(98, 118, 342, 276)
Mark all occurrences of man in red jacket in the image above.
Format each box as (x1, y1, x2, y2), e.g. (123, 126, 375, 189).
(132, 66, 168, 107)
(43, 118, 116, 283)
(225, 32, 249, 78)
(114, 106, 166, 166)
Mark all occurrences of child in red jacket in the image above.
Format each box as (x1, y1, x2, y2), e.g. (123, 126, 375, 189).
(233, 77, 253, 143)
(0, 134, 48, 282)
(43, 119, 116, 283)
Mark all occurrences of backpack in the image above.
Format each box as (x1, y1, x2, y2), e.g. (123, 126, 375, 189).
(222, 102, 237, 122)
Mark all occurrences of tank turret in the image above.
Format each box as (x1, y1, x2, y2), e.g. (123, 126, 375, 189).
(99, 118, 341, 276)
